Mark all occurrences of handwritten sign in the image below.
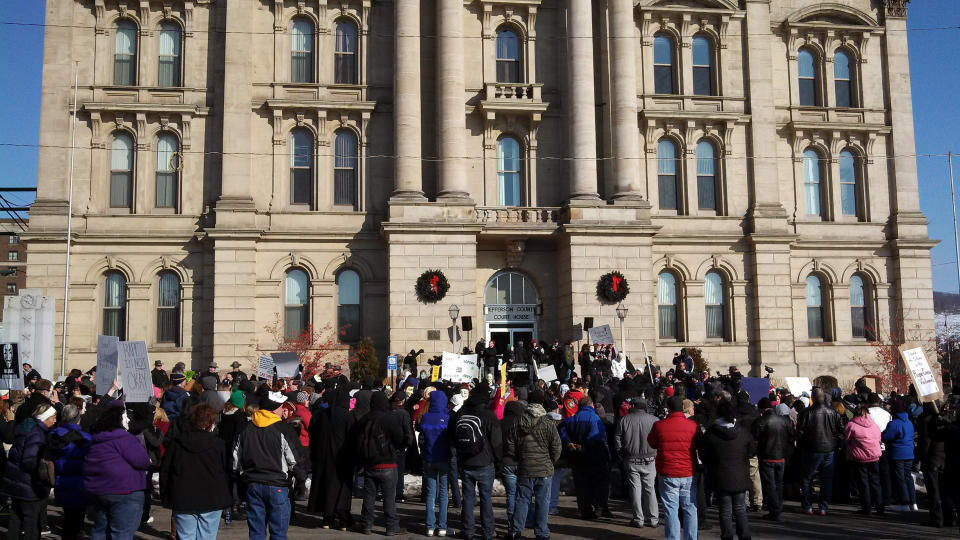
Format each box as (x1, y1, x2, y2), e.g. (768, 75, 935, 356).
(441, 352, 480, 383)
(900, 344, 941, 401)
(117, 341, 152, 402)
(272, 352, 301, 378)
(96, 335, 119, 395)
(588, 324, 615, 345)
(256, 355, 275, 380)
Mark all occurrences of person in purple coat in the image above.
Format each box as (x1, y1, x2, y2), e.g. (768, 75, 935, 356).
(83, 400, 152, 538)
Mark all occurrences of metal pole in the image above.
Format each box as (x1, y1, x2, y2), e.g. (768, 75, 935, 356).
(619, 316, 626, 358)
(950, 152, 960, 295)
(60, 62, 79, 378)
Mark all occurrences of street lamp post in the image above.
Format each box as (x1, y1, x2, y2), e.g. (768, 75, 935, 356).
(616, 303, 628, 357)
(448, 304, 460, 352)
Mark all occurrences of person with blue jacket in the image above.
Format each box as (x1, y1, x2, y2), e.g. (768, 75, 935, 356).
(418, 390, 451, 537)
(559, 395, 611, 519)
(882, 399, 916, 512)
(47, 404, 92, 540)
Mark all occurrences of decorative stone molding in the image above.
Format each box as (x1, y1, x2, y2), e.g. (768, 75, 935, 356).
(883, 0, 909, 18)
(505, 239, 526, 268)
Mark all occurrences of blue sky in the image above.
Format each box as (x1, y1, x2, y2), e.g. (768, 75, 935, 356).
(3, 2, 960, 290)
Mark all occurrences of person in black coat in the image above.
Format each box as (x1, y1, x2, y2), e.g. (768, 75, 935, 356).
(159, 403, 233, 537)
(700, 401, 756, 540)
(308, 389, 356, 530)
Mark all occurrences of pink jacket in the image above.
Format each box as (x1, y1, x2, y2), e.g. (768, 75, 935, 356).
(844, 415, 881, 463)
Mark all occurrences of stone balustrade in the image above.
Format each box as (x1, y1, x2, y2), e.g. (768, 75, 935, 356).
(474, 206, 559, 225)
(484, 82, 543, 102)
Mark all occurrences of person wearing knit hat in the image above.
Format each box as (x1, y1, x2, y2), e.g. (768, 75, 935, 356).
(230, 389, 246, 409)
(161, 373, 189, 421)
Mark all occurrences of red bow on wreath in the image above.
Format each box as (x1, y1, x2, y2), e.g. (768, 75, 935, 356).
(611, 274, 622, 292)
(429, 274, 440, 293)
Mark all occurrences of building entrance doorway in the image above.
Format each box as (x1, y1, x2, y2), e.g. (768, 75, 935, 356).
(483, 271, 540, 357)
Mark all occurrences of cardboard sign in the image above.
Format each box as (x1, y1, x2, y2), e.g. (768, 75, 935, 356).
(900, 344, 942, 402)
(784, 377, 813, 397)
(741, 377, 770, 405)
(537, 365, 558, 382)
(588, 324, 615, 345)
(0, 343, 22, 390)
(117, 341, 152, 402)
(272, 352, 301, 378)
(95, 335, 119, 395)
(256, 355, 275, 380)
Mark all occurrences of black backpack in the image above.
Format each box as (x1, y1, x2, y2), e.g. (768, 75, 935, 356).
(356, 417, 392, 465)
(455, 414, 486, 458)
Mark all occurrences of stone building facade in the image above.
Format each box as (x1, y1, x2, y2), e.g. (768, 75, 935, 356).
(27, 0, 934, 382)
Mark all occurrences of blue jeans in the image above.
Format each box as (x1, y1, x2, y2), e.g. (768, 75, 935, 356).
(174, 510, 222, 539)
(424, 461, 450, 533)
(800, 451, 835, 511)
(502, 465, 518, 525)
(461, 465, 495, 539)
(510, 476, 552, 538)
(90, 491, 144, 540)
(550, 468, 564, 512)
(658, 476, 697, 540)
(246, 483, 290, 540)
(892, 459, 917, 505)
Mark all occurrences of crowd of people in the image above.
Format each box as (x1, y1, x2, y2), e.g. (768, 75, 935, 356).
(0, 347, 955, 540)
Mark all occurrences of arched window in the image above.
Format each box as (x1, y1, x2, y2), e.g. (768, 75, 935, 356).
(284, 269, 309, 339)
(114, 20, 137, 85)
(337, 269, 361, 342)
(798, 48, 820, 106)
(484, 271, 540, 305)
(692, 34, 715, 96)
(496, 27, 522, 83)
(658, 138, 679, 211)
(291, 18, 314, 83)
(110, 132, 134, 209)
(290, 129, 313, 206)
(497, 136, 522, 206)
(704, 271, 725, 339)
(696, 139, 717, 211)
(156, 133, 179, 209)
(157, 272, 180, 345)
(334, 129, 358, 207)
(806, 275, 824, 339)
(802, 149, 823, 217)
(158, 22, 182, 87)
(103, 272, 127, 340)
(334, 19, 358, 84)
(658, 272, 679, 340)
(653, 34, 677, 94)
(850, 274, 867, 339)
(839, 149, 861, 218)
(834, 49, 853, 108)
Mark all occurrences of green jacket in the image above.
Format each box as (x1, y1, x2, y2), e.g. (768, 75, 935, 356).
(504, 404, 562, 478)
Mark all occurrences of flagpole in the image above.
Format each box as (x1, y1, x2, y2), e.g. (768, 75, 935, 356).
(60, 61, 79, 378)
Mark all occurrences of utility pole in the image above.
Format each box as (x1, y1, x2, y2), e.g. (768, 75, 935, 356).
(950, 152, 960, 296)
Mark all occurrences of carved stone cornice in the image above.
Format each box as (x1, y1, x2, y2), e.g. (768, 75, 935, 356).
(883, 0, 909, 19)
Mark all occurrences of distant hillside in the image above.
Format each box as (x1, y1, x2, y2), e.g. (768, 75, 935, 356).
(935, 291, 960, 313)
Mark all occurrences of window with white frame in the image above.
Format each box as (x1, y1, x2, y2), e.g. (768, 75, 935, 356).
(158, 22, 182, 87)
(806, 274, 825, 339)
(334, 19, 358, 84)
(658, 138, 679, 211)
(291, 18, 314, 83)
(705, 271, 726, 339)
(692, 34, 715, 96)
(290, 128, 313, 206)
(834, 49, 854, 108)
(658, 271, 679, 340)
(284, 268, 309, 339)
(103, 271, 127, 340)
(156, 133, 179, 209)
(653, 34, 677, 94)
(111, 132, 134, 209)
(696, 139, 718, 211)
(337, 269, 361, 342)
(496, 27, 522, 83)
(802, 148, 824, 217)
(497, 136, 523, 206)
(850, 274, 866, 339)
(114, 20, 138, 85)
(798, 48, 820, 106)
(157, 272, 180, 345)
(839, 149, 861, 219)
(334, 129, 358, 207)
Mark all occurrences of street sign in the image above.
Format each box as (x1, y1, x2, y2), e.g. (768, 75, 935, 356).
(387, 355, 398, 371)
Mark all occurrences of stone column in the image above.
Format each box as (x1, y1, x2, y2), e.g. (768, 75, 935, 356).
(567, 0, 600, 200)
(436, 0, 471, 201)
(609, 0, 643, 201)
(392, 0, 426, 200)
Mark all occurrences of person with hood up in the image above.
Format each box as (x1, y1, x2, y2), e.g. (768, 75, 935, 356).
(418, 390, 452, 537)
(700, 401, 755, 540)
(308, 388, 356, 530)
(503, 401, 561, 540)
(457, 383, 502, 540)
(0, 403, 58, 539)
(882, 399, 916, 511)
(355, 391, 411, 536)
(160, 403, 233, 539)
(559, 395, 610, 520)
(47, 404, 92, 540)
(499, 400, 527, 528)
(843, 405, 884, 515)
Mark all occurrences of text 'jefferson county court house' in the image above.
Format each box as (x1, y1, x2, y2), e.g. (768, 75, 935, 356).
(25, 0, 933, 383)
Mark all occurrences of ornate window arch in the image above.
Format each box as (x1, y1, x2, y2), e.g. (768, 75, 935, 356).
(495, 25, 523, 83)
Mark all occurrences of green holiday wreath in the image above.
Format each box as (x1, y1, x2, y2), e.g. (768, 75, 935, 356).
(596, 271, 630, 303)
(415, 269, 450, 303)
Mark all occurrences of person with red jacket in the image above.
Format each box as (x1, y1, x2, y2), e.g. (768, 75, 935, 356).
(648, 396, 700, 540)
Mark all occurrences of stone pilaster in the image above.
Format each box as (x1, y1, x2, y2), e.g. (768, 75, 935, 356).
(392, 0, 426, 200)
(567, 0, 600, 200)
(209, 234, 258, 370)
(609, 0, 643, 201)
(436, 0, 471, 201)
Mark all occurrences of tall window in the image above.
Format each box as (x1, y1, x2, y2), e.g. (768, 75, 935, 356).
(334, 19, 358, 84)
(496, 27, 522, 83)
(158, 22, 182, 87)
(850, 274, 867, 339)
(334, 129, 358, 207)
(337, 270, 361, 342)
(696, 140, 717, 211)
(657, 138, 679, 211)
(291, 18, 314, 83)
(834, 49, 853, 108)
(704, 271, 725, 339)
(103, 272, 127, 340)
(802, 149, 823, 217)
(653, 34, 677, 94)
(497, 136, 522, 206)
(658, 272, 678, 340)
(114, 20, 137, 85)
(839, 149, 860, 218)
(284, 269, 309, 339)
(156, 133, 178, 209)
(157, 272, 180, 345)
(111, 132, 134, 208)
(798, 48, 819, 106)
(290, 129, 313, 206)
(692, 35, 714, 96)
(806, 275, 824, 339)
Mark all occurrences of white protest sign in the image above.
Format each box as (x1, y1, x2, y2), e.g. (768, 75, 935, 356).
(96, 335, 120, 395)
(257, 355, 275, 380)
(611, 354, 627, 379)
(117, 341, 152, 402)
(537, 365, 558, 382)
(441, 352, 479, 383)
(272, 352, 301, 378)
(588, 324, 615, 345)
(784, 377, 813, 397)
(900, 345, 941, 401)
